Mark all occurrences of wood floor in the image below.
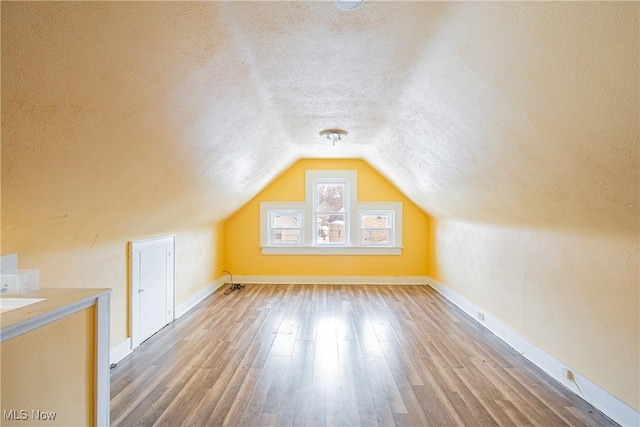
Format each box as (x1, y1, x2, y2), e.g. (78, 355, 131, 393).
(111, 284, 616, 426)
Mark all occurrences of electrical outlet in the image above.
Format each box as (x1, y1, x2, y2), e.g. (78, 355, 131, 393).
(477, 312, 485, 321)
(562, 368, 574, 381)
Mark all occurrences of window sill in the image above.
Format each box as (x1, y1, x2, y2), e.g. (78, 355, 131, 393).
(260, 246, 402, 255)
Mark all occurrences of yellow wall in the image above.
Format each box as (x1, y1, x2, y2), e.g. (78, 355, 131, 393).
(175, 223, 225, 307)
(1, 307, 95, 426)
(431, 219, 639, 411)
(224, 158, 431, 277)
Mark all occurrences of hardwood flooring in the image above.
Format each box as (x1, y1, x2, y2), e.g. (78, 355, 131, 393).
(111, 284, 616, 426)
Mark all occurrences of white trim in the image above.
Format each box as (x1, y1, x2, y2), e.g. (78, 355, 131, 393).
(359, 210, 394, 246)
(426, 277, 640, 427)
(0, 290, 111, 426)
(261, 170, 403, 255)
(129, 235, 176, 349)
(357, 202, 402, 247)
(267, 209, 305, 246)
(260, 202, 403, 255)
(305, 170, 358, 216)
(234, 275, 430, 285)
(109, 278, 227, 364)
(260, 246, 402, 255)
(0, 291, 109, 342)
(175, 277, 227, 318)
(95, 293, 110, 427)
(110, 337, 133, 365)
(308, 172, 354, 246)
(129, 234, 176, 252)
(260, 202, 306, 247)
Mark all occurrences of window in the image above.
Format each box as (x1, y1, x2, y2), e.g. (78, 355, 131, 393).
(268, 211, 303, 245)
(314, 180, 348, 245)
(360, 211, 394, 246)
(260, 170, 402, 255)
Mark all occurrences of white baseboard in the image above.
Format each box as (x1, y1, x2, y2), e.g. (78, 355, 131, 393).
(426, 277, 640, 427)
(108, 275, 639, 425)
(110, 337, 132, 365)
(175, 277, 227, 319)
(234, 275, 430, 285)
(110, 279, 226, 364)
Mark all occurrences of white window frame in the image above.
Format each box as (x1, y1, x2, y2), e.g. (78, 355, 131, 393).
(267, 210, 304, 246)
(312, 177, 350, 246)
(359, 209, 396, 246)
(260, 171, 402, 255)
(260, 202, 305, 248)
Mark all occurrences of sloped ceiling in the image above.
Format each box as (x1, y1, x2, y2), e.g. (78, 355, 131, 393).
(2, 1, 638, 248)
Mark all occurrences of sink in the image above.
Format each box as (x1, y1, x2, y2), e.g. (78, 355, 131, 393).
(0, 297, 45, 313)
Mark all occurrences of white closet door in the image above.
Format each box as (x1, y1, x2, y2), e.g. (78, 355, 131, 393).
(131, 236, 175, 347)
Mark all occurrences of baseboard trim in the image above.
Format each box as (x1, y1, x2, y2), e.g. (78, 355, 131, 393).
(175, 277, 227, 319)
(110, 278, 227, 364)
(233, 275, 430, 285)
(108, 274, 639, 425)
(426, 277, 639, 427)
(110, 337, 132, 365)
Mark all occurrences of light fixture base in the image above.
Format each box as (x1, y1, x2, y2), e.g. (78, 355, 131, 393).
(319, 129, 348, 146)
(335, 0, 365, 11)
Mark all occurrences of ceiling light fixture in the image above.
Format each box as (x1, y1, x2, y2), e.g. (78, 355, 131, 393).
(319, 129, 348, 146)
(335, 0, 364, 11)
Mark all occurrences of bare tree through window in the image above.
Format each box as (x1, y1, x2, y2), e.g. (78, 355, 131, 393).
(317, 184, 344, 211)
(316, 183, 346, 243)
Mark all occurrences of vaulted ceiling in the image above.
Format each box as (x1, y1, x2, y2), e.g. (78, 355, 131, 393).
(2, 1, 638, 245)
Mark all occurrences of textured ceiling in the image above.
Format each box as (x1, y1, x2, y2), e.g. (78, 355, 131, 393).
(2, 1, 638, 245)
